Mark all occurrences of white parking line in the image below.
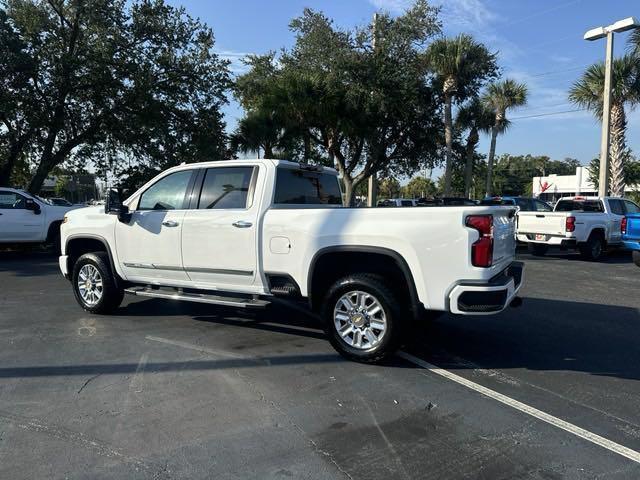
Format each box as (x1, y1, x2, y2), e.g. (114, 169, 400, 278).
(398, 351, 640, 465)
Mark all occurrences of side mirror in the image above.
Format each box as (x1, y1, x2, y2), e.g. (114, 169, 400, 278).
(105, 188, 131, 223)
(25, 198, 41, 215)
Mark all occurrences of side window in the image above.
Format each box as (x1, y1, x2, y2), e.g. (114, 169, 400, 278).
(609, 199, 625, 215)
(401, 200, 414, 207)
(0, 191, 26, 209)
(198, 167, 255, 209)
(274, 168, 342, 205)
(138, 170, 193, 211)
(515, 198, 530, 211)
(623, 200, 640, 214)
(534, 200, 552, 212)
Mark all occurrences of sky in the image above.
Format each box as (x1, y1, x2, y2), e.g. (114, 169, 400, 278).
(169, 0, 640, 171)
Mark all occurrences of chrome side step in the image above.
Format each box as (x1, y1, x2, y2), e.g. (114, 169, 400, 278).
(124, 286, 270, 309)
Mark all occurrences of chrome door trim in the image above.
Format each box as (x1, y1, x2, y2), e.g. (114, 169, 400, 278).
(123, 262, 184, 271)
(185, 266, 254, 276)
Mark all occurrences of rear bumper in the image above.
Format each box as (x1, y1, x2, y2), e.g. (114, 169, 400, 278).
(448, 261, 524, 315)
(520, 233, 576, 247)
(59, 255, 69, 279)
(622, 240, 640, 251)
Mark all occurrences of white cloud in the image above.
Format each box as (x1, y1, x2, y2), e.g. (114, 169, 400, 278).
(550, 54, 573, 64)
(216, 50, 253, 75)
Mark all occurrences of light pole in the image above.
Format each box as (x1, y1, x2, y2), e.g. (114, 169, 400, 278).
(584, 17, 639, 197)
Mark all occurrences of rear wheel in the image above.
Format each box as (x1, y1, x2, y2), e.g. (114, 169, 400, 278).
(579, 234, 604, 261)
(72, 252, 124, 314)
(528, 243, 548, 256)
(321, 274, 405, 363)
(633, 251, 640, 268)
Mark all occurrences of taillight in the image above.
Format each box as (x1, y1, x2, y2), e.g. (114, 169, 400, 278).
(566, 216, 576, 232)
(621, 217, 627, 235)
(466, 215, 493, 267)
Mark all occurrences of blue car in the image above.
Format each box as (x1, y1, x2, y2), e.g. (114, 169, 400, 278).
(622, 212, 640, 267)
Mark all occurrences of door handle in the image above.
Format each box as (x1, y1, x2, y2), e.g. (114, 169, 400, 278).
(162, 220, 179, 227)
(232, 220, 252, 228)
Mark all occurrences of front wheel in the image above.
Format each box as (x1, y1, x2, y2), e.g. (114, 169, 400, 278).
(633, 251, 640, 268)
(72, 252, 124, 314)
(321, 274, 405, 363)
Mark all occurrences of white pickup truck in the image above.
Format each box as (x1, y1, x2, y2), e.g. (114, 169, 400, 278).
(517, 196, 639, 260)
(0, 187, 78, 250)
(59, 159, 524, 362)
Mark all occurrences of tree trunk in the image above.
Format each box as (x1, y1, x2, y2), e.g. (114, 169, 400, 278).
(463, 127, 478, 198)
(263, 142, 274, 159)
(485, 125, 499, 197)
(342, 176, 354, 207)
(609, 103, 626, 197)
(443, 94, 454, 196)
(303, 132, 311, 162)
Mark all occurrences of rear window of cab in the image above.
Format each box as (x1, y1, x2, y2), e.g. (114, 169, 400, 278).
(274, 168, 342, 205)
(555, 200, 603, 212)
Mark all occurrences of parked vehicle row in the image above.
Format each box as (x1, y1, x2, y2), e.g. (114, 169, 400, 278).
(0, 188, 80, 250)
(58, 159, 524, 363)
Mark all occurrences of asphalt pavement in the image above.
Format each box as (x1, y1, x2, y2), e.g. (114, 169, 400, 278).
(0, 247, 639, 479)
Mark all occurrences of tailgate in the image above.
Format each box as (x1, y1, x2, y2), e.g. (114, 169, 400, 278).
(492, 209, 517, 266)
(517, 211, 567, 235)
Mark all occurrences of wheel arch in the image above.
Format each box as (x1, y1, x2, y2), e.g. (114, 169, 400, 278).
(307, 245, 422, 318)
(65, 234, 122, 286)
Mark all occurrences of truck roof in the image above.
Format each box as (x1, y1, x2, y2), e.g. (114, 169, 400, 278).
(163, 159, 339, 176)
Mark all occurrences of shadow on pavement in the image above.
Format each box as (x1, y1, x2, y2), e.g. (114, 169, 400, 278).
(407, 296, 640, 381)
(0, 249, 59, 276)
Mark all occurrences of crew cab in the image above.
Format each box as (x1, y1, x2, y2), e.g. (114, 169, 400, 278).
(0, 187, 78, 250)
(59, 160, 524, 362)
(517, 196, 640, 260)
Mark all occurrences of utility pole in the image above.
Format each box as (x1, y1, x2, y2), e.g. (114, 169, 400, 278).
(367, 13, 378, 207)
(583, 17, 639, 197)
(598, 31, 613, 197)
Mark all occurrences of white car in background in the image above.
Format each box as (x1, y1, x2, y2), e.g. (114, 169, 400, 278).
(0, 187, 80, 251)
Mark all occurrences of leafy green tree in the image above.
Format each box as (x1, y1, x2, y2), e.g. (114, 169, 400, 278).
(403, 175, 437, 198)
(234, 2, 443, 205)
(0, 0, 230, 193)
(587, 154, 640, 191)
(426, 34, 497, 195)
(378, 177, 401, 199)
(569, 55, 640, 197)
(482, 79, 528, 197)
(455, 97, 495, 198)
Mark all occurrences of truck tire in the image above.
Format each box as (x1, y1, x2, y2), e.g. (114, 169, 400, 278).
(579, 233, 604, 261)
(72, 252, 124, 314)
(321, 274, 405, 363)
(633, 251, 640, 268)
(527, 243, 548, 256)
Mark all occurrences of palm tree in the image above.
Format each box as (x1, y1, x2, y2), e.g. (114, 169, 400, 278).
(426, 34, 497, 196)
(569, 55, 640, 197)
(482, 79, 528, 197)
(456, 97, 496, 198)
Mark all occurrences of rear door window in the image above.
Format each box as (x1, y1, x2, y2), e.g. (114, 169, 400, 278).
(198, 167, 255, 209)
(274, 168, 342, 205)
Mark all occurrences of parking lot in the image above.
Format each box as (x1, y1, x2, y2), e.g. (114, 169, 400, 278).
(1, 248, 639, 479)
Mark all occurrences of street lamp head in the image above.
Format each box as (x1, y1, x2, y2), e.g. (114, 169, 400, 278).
(584, 26, 606, 41)
(610, 17, 639, 33)
(584, 17, 639, 40)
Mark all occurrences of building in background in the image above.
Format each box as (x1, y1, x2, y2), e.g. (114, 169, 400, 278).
(40, 174, 98, 204)
(533, 167, 638, 203)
